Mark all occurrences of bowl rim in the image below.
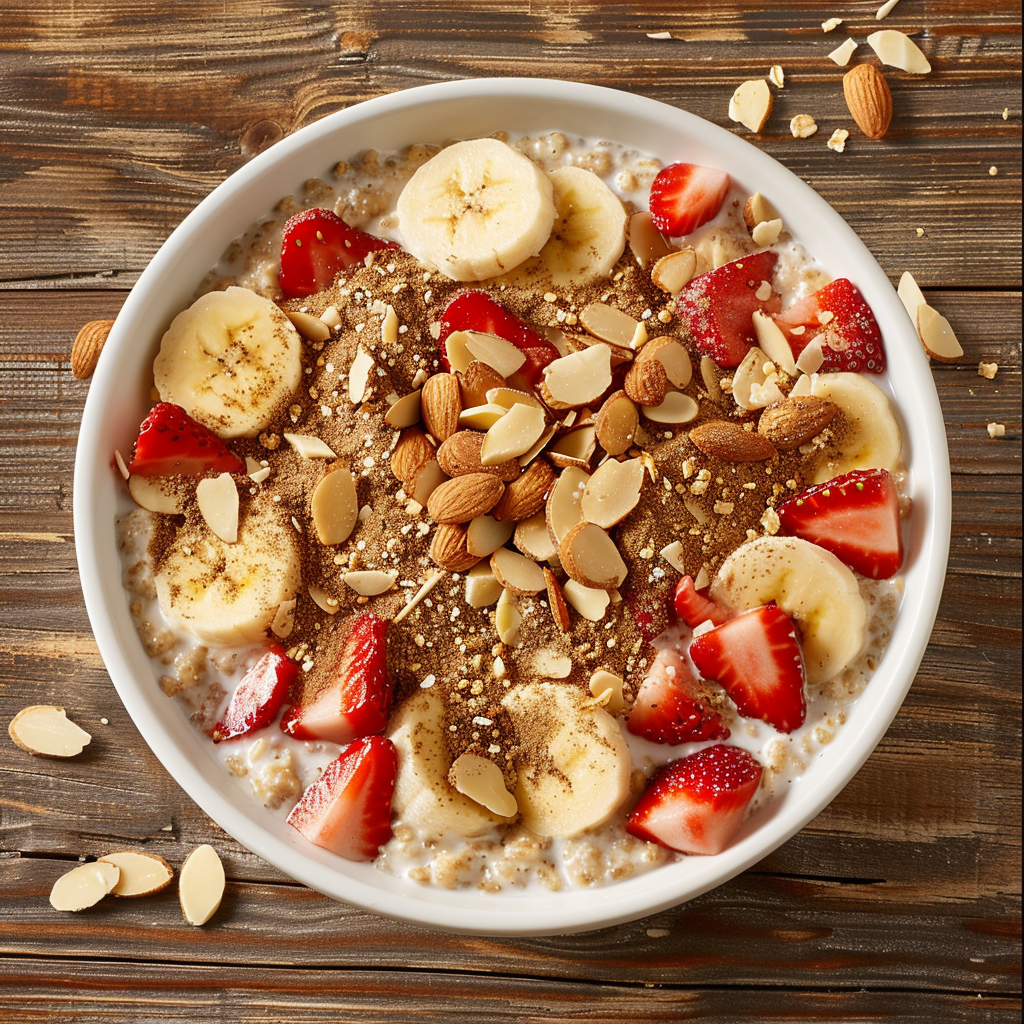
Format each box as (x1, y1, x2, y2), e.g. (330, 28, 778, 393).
(73, 76, 951, 936)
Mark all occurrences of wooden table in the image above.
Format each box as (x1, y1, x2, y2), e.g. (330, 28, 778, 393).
(2, 2, 1020, 1020)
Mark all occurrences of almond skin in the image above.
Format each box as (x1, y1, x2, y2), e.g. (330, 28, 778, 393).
(543, 566, 571, 632)
(458, 360, 506, 407)
(594, 390, 639, 456)
(437, 430, 520, 481)
(390, 426, 436, 484)
(72, 320, 114, 379)
(426, 473, 505, 524)
(689, 420, 777, 462)
(757, 396, 838, 451)
(843, 64, 893, 140)
(490, 459, 555, 523)
(624, 351, 668, 406)
(421, 372, 461, 441)
(429, 523, 482, 571)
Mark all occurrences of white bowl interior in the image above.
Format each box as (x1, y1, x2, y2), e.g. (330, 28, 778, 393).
(74, 79, 950, 935)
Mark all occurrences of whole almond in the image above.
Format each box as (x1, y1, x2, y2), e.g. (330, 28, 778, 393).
(426, 473, 505, 524)
(689, 420, 777, 462)
(72, 319, 114, 379)
(843, 64, 892, 140)
(757, 396, 838, 451)
(437, 430, 519, 481)
(594, 390, 639, 456)
(491, 459, 555, 523)
(430, 523, 482, 571)
(421, 372, 461, 441)
(390, 427, 436, 485)
(624, 351, 668, 406)
(458, 360, 506, 407)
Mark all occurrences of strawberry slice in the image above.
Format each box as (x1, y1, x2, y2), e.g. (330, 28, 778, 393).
(286, 735, 397, 861)
(280, 613, 391, 744)
(128, 402, 245, 478)
(773, 278, 886, 373)
(212, 644, 298, 743)
(675, 251, 781, 367)
(648, 163, 731, 238)
(689, 603, 806, 733)
(673, 575, 731, 629)
(626, 743, 763, 855)
(438, 290, 559, 388)
(627, 649, 730, 745)
(278, 208, 400, 299)
(776, 468, 903, 579)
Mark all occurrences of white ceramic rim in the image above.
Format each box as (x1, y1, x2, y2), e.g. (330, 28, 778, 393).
(74, 78, 951, 936)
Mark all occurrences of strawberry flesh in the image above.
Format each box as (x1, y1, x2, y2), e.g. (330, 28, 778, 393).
(673, 575, 731, 629)
(280, 613, 391, 744)
(689, 603, 806, 733)
(128, 401, 245, 478)
(776, 468, 903, 579)
(626, 743, 763, 855)
(212, 644, 298, 743)
(438, 290, 559, 388)
(773, 278, 886, 373)
(675, 250, 781, 367)
(278, 208, 400, 299)
(648, 163, 731, 238)
(627, 649, 730, 745)
(286, 735, 397, 861)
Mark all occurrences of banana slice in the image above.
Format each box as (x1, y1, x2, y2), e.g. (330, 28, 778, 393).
(154, 286, 303, 439)
(501, 682, 631, 838)
(791, 371, 902, 483)
(396, 138, 556, 282)
(711, 536, 866, 685)
(388, 689, 512, 838)
(154, 504, 301, 646)
(504, 166, 626, 287)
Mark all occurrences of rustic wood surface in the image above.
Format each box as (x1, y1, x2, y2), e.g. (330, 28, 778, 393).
(1, 1, 1020, 1021)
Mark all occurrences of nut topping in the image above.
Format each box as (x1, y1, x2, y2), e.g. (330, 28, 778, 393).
(310, 463, 359, 546)
(421, 372, 462, 441)
(429, 522, 481, 571)
(427, 473, 505, 524)
(437, 430, 519, 481)
(558, 521, 628, 590)
(690, 420, 778, 462)
(594, 390, 639, 456)
(757, 396, 838, 451)
(843, 64, 893, 140)
(491, 459, 554, 523)
(71, 319, 114, 379)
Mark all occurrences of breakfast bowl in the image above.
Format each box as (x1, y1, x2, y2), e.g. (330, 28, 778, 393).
(73, 77, 950, 936)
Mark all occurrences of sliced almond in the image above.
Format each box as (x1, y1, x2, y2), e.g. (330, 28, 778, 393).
(897, 270, 927, 321)
(559, 521, 627, 590)
(545, 465, 590, 546)
(580, 301, 642, 349)
(646, 336, 692, 389)
(651, 248, 697, 295)
(427, 473, 504, 524)
(458, 403, 508, 430)
(464, 331, 527, 378)
(491, 459, 555, 523)
(465, 562, 504, 608)
(98, 851, 174, 897)
(421, 372, 461, 442)
(380, 304, 399, 346)
(519, 422, 558, 466)
(320, 305, 342, 328)
(743, 193, 780, 229)
(563, 579, 611, 621)
(348, 345, 375, 404)
(481, 403, 547, 465)
(466, 515, 514, 557)
(9, 705, 91, 758)
(641, 391, 699, 424)
(828, 38, 858, 67)
(514, 512, 558, 562)
(588, 670, 625, 714)
(751, 218, 783, 247)
(730, 346, 769, 410)
(867, 28, 931, 74)
(441, 330, 473, 373)
(541, 344, 613, 409)
(624, 351, 668, 406)
(270, 598, 297, 639)
(458, 360, 507, 407)
(437, 430, 519, 481)
(917, 303, 964, 362)
(543, 566, 571, 631)
(286, 309, 331, 343)
(49, 861, 119, 912)
(410, 459, 448, 506)
(390, 426, 435, 484)
(628, 211, 673, 268)
(344, 570, 398, 596)
(178, 844, 225, 927)
(308, 584, 340, 615)
(752, 310, 797, 375)
(532, 649, 573, 679)
(594, 390, 639, 456)
(729, 79, 773, 133)
(547, 424, 596, 470)
(568, 330, 635, 368)
(310, 463, 358, 546)
(384, 389, 422, 429)
(490, 547, 546, 595)
(795, 335, 825, 375)
(485, 387, 544, 412)
(283, 432, 337, 460)
(449, 754, 517, 817)
(393, 570, 445, 624)
(128, 475, 187, 515)
(700, 355, 724, 402)
(659, 540, 687, 575)
(581, 458, 644, 528)
(495, 588, 522, 644)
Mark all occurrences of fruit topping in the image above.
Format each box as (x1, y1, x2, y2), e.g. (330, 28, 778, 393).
(286, 735, 398, 861)
(626, 649, 730, 745)
(673, 575, 731, 628)
(675, 251, 781, 367)
(128, 402, 245, 479)
(280, 613, 392, 744)
(212, 644, 298, 742)
(626, 744, 763, 855)
(689, 603, 807, 734)
(278, 208, 400, 299)
(774, 278, 886, 373)
(776, 468, 903, 579)
(648, 163, 731, 237)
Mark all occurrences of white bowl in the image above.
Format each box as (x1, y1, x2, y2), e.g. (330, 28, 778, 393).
(74, 78, 950, 936)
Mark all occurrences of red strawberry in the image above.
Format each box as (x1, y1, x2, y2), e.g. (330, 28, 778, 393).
(128, 402, 244, 478)
(627, 649, 730, 745)
(648, 163, 731, 238)
(286, 736, 397, 861)
(626, 744, 763, 855)
(278, 208, 399, 299)
(689, 603, 806, 733)
(438, 290, 559, 388)
(280, 613, 391, 744)
(675, 250, 781, 367)
(776, 468, 903, 579)
(212, 645, 298, 743)
(673, 575, 731, 629)
(773, 278, 885, 373)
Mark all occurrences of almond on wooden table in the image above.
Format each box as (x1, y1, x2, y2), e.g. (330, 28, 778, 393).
(843, 64, 893, 140)
(689, 420, 778, 462)
(71, 319, 114, 379)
